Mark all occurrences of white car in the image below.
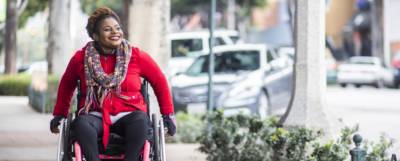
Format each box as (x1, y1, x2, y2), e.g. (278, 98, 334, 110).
(171, 44, 293, 118)
(337, 56, 394, 88)
(167, 30, 239, 77)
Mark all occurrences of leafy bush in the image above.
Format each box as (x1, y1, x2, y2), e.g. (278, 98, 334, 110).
(365, 135, 394, 161)
(167, 112, 205, 143)
(28, 75, 61, 113)
(308, 126, 358, 161)
(198, 111, 394, 161)
(0, 74, 31, 96)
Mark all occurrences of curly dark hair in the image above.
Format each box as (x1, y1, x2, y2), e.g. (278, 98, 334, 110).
(86, 7, 121, 39)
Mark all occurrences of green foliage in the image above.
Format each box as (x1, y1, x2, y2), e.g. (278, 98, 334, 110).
(28, 74, 61, 113)
(171, 0, 267, 16)
(199, 111, 394, 161)
(198, 110, 273, 161)
(308, 126, 358, 161)
(167, 112, 205, 143)
(365, 135, 394, 161)
(19, 0, 48, 28)
(80, 0, 123, 15)
(0, 74, 31, 96)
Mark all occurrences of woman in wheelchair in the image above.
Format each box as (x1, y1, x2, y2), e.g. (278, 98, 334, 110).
(49, 7, 176, 161)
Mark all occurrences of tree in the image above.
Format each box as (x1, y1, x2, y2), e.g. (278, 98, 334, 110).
(47, 0, 71, 75)
(1, 0, 45, 60)
(4, 0, 18, 74)
(171, 0, 267, 30)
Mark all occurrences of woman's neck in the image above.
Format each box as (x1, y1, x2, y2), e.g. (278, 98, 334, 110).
(94, 42, 115, 55)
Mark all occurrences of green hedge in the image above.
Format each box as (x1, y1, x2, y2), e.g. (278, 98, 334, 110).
(198, 111, 394, 161)
(28, 75, 61, 113)
(0, 74, 31, 96)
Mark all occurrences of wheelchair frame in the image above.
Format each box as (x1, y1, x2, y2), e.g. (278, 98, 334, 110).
(56, 80, 166, 161)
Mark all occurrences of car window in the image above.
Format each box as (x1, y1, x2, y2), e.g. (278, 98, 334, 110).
(266, 49, 277, 63)
(186, 50, 260, 76)
(213, 37, 226, 46)
(171, 39, 203, 57)
(229, 36, 240, 43)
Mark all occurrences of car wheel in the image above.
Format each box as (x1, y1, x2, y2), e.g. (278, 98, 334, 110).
(355, 84, 361, 88)
(375, 79, 384, 88)
(340, 83, 347, 88)
(257, 91, 270, 120)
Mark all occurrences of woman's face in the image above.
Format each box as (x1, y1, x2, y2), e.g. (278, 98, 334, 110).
(95, 17, 123, 50)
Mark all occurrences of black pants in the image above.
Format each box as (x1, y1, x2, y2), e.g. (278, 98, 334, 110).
(71, 111, 150, 161)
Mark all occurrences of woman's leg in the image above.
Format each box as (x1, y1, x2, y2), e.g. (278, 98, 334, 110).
(72, 114, 103, 161)
(112, 111, 150, 161)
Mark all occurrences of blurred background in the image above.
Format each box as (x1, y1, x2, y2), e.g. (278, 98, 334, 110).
(1, 0, 400, 160)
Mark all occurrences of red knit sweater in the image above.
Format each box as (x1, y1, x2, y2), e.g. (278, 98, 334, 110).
(53, 45, 174, 118)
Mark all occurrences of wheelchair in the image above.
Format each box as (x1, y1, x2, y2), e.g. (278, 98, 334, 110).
(55, 80, 167, 161)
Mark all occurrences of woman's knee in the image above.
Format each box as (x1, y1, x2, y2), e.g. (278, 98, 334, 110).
(72, 115, 101, 132)
(124, 111, 150, 127)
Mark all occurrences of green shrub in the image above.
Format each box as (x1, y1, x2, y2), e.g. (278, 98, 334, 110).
(0, 74, 31, 96)
(28, 75, 61, 113)
(308, 126, 358, 161)
(365, 135, 394, 161)
(198, 111, 394, 161)
(166, 112, 205, 143)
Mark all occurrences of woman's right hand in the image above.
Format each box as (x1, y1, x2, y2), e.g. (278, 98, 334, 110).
(50, 116, 64, 133)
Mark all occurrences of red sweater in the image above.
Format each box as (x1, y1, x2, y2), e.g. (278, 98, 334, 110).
(53, 45, 174, 146)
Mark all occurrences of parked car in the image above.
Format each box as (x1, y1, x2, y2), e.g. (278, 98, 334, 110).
(391, 51, 400, 88)
(170, 44, 293, 118)
(167, 30, 239, 77)
(337, 56, 394, 88)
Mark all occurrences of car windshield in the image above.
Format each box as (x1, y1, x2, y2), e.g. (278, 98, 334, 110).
(186, 50, 260, 76)
(171, 39, 203, 57)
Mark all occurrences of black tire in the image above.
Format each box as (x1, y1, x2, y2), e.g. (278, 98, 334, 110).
(355, 84, 361, 88)
(257, 91, 270, 119)
(152, 114, 160, 161)
(375, 80, 384, 88)
(340, 83, 347, 88)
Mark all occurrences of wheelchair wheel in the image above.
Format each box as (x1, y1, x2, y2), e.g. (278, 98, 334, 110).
(151, 114, 160, 161)
(151, 114, 167, 161)
(56, 114, 73, 161)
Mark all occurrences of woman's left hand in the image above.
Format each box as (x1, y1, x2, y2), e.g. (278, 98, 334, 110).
(162, 114, 176, 136)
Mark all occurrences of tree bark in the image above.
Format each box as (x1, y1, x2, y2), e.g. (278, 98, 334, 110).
(122, 0, 131, 40)
(128, 0, 170, 70)
(279, 0, 340, 138)
(4, 0, 18, 74)
(47, 0, 71, 75)
(128, 0, 170, 113)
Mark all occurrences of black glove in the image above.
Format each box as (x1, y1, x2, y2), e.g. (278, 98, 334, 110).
(162, 114, 177, 136)
(50, 115, 64, 133)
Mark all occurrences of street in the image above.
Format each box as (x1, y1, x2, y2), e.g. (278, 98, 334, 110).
(1, 86, 400, 160)
(326, 85, 400, 151)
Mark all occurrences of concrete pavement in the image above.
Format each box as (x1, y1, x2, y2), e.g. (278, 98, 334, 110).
(0, 96, 206, 161)
(2, 86, 400, 160)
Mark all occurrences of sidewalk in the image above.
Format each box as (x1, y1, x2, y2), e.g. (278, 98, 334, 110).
(0, 96, 206, 161)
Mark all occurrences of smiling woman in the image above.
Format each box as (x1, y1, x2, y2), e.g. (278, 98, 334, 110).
(49, 7, 176, 161)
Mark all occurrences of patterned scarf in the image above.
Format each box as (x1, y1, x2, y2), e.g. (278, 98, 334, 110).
(80, 40, 132, 114)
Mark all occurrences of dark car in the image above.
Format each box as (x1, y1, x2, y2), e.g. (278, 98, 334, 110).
(170, 44, 293, 118)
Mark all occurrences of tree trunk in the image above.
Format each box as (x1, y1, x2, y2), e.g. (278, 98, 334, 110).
(47, 0, 71, 75)
(128, 0, 170, 70)
(128, 0, 170, 113)
(226, 0, 236, 30)
(279, 0, 340, 138)
(122, 0, 131, 40)
(4, 0, 18, 74)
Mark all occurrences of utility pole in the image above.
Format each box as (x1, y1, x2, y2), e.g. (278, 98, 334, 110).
(207, 0, 216, 113)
